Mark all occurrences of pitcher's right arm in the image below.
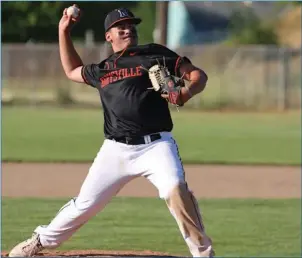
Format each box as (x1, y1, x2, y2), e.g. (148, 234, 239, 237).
(58, 5, 84, 83)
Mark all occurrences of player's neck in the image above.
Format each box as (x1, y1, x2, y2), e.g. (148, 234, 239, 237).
(112, 46, 125, 53)
(112, 43, 138, 54)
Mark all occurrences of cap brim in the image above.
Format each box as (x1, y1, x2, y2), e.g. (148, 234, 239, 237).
(107, 17, 142, 31)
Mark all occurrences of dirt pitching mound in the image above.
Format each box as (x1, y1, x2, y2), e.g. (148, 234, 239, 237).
(2, 249, 175, 257)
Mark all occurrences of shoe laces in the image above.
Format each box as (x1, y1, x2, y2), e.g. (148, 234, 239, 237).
(21, 234, 43, 256)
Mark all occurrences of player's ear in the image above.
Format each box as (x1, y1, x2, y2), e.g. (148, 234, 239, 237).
(105, 31, 112, 43)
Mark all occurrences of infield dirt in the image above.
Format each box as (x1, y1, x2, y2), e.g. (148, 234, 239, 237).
(3, 163, 300, 199)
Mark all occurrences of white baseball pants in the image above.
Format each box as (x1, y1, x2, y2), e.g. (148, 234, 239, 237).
(34, 132, 213, 257)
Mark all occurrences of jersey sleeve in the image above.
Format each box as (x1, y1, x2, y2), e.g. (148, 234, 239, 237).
(151, 44, 192, 78)
(173, 55, 192, 78)
(81, 60, 109, 88)
(81, 64, 100, 88)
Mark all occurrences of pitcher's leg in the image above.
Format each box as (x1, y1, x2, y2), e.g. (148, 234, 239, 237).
(9, 140, 133, 256)
(165, 183, 213, 257)
(142, 134, 214, 257)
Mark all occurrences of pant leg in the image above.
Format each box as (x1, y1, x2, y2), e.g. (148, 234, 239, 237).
(35, 140, 134, 248)
(139, 133, 214, 257)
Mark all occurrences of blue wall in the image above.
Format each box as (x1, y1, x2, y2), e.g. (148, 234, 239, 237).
(167, 1, 196, 50)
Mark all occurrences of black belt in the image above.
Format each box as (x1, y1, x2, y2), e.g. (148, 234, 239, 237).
(109, 133, 161, 145)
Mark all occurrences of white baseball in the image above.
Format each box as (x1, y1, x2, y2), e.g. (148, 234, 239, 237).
(66, 6, 79, 18)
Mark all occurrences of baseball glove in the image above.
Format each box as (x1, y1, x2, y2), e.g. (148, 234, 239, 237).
(146, 62, 185, 107)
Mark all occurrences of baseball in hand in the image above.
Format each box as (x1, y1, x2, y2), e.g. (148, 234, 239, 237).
(66, 6, 79, 19)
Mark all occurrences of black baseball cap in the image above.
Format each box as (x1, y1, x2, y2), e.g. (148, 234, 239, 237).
(104, 8, 142, 32)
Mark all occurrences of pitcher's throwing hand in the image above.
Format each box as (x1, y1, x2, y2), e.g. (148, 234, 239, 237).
(59, 4, 81, 32)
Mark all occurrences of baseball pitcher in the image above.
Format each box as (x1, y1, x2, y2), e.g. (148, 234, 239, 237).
(9, 5, 214, 257)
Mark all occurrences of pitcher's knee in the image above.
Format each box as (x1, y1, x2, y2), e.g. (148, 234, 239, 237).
(71, 197, 100, 219)
(57, 198, 93, 218)
(160, 180, 186, 200)
(164, 181, 194, 203)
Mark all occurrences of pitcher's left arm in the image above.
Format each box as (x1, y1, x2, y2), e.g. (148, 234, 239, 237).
(178, 60, 208, 104)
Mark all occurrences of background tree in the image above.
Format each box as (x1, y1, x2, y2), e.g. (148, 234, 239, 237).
(2, 1, 156, 43)
(228, 7, 279, 45)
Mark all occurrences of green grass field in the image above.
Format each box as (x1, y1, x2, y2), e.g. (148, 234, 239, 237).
(2, 197, 300, 257)
(3, 107, 301, 256)
(2, 107, 300, 165)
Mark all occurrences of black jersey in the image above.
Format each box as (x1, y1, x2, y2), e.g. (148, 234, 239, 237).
(81, 43, 191, 138)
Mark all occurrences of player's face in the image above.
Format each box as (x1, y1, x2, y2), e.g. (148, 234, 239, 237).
(106, 22, 138, 51)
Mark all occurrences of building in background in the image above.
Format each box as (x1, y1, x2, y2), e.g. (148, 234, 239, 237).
(167, 1, 295, 50)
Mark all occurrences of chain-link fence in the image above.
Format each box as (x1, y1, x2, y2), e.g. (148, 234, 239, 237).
(2, 43, 111, 108)
(176, 44, 301, 110)
(2, 43, 301, 111)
